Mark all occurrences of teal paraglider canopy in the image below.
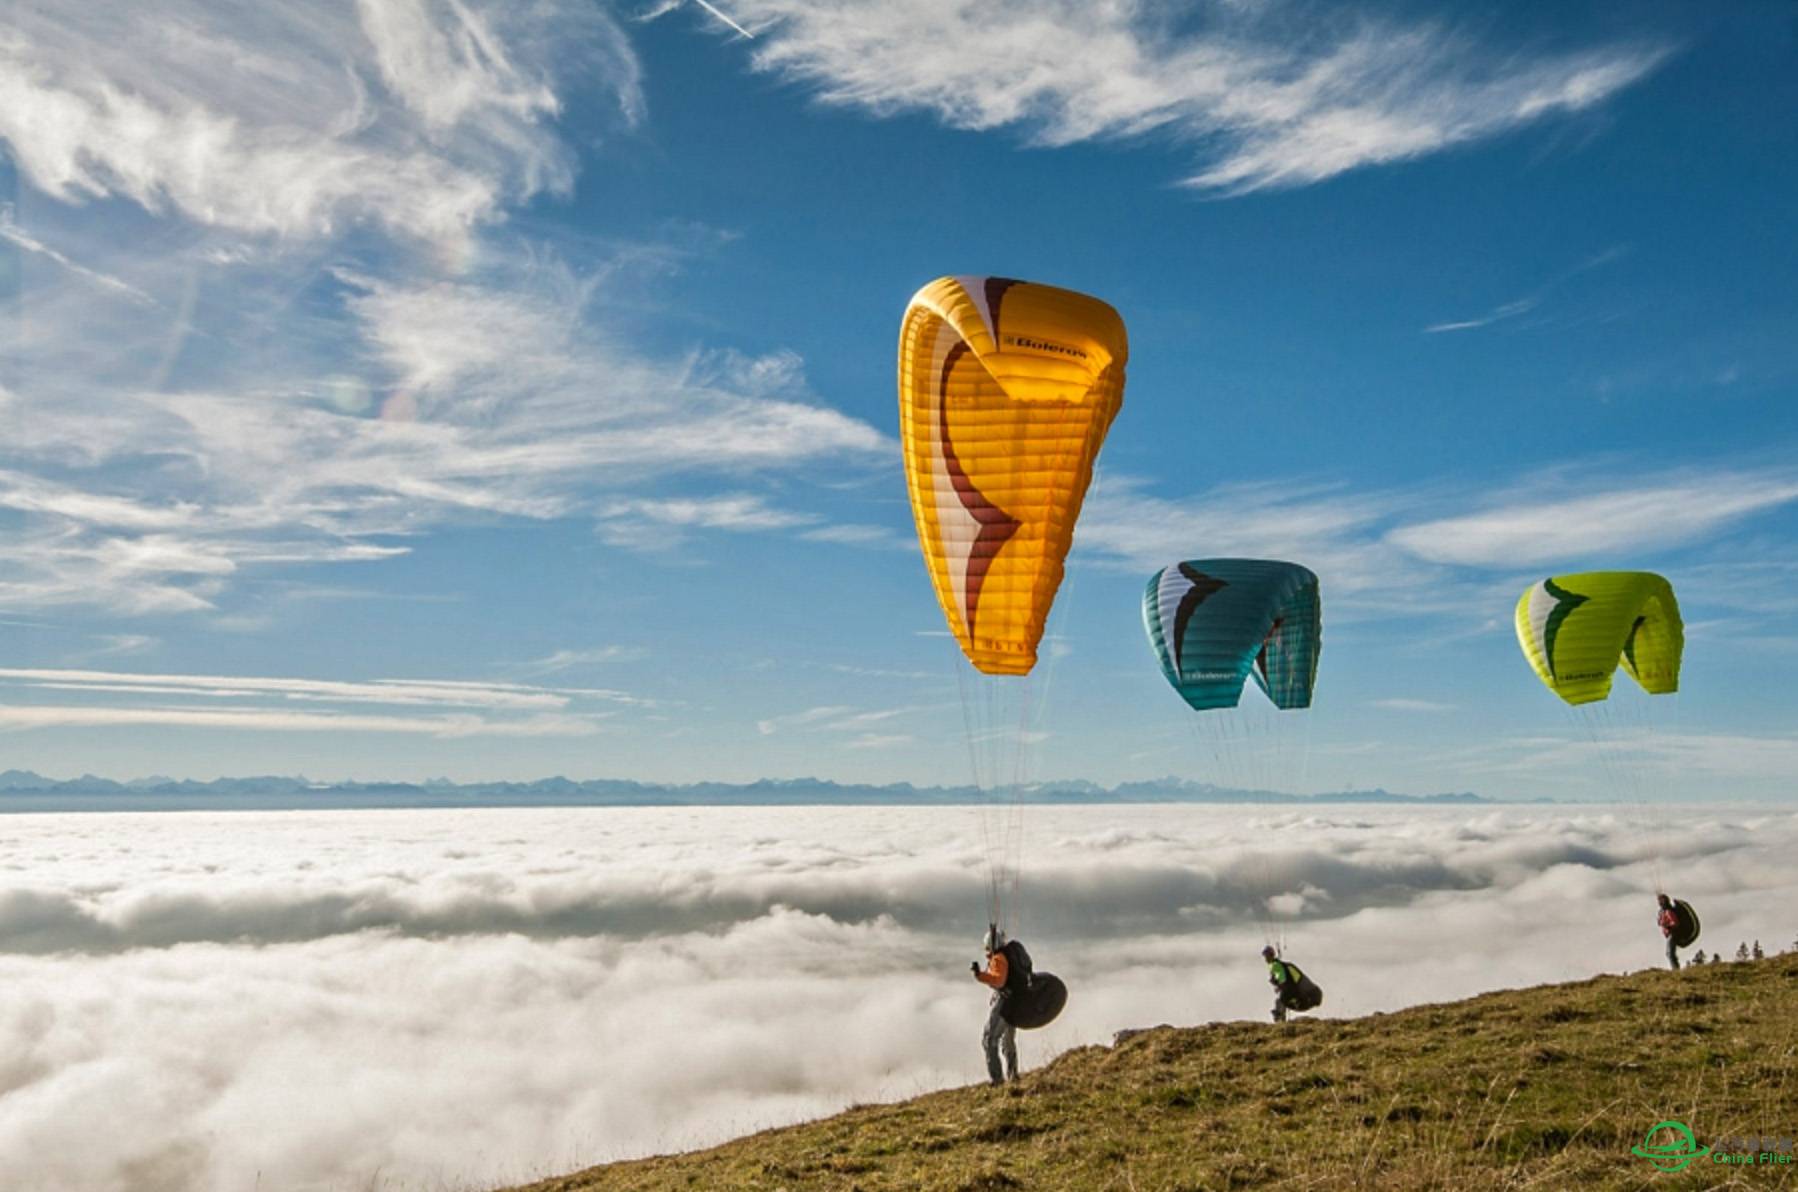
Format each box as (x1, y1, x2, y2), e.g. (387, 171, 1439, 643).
(1142, 559, 1321, 712)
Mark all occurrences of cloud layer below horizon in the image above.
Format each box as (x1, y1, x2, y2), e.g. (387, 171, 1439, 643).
(2, 803, 1793, 1191)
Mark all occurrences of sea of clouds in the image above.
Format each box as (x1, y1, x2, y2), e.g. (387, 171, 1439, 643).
(1, 803, 1793, 1191)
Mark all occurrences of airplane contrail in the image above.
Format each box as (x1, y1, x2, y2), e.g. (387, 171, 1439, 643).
(691, 0, 754, 39)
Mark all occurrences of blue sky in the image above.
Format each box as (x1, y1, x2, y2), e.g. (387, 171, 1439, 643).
(0, 0, 1793, 797)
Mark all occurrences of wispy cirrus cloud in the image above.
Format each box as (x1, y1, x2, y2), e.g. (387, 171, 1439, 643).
(1423, 297, 1538, 335)
(755, 703, 923, 737)
(1370, 698, 1455, 712)
(514, 646, 642, 676)
(696, 1, 1669, 194)
(0, 704, 607, 737)
(1409, 728, 1798, 797)
(597, 493, 820, 549)
(689, 0, 757, 40)
(0, 205, 151, 303)
(1387, 469, 1798, 568)
(1076, 463, 1798, 625)
(1424, 245, 1630, 334)
(0, 0, 640, 258)
(755, 705, 853, 735)
(1671, 558, 1798, 617)
(0, 508, 410, 615)
(846, 732, 913, 750)
(0, 666, 646, 737)
(1075, 475, 1427, 611)
(0, 4, 890, 620)
(65, 634, 159, 662)
(799, 524, 906, 548)
(0, 235, 887, 613)
(0, 666, 648, 708)
(0, 470, 203, 531)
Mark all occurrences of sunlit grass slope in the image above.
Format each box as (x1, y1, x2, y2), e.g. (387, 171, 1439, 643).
(505, 956, 1798, 1191)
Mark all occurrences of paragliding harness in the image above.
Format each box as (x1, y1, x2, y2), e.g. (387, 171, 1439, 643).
(1669, 899, 1700, 950)
(993, 939, 1069, 1030)
(997, 939, 1032, 994)
(1273, 960, 1324, 1013)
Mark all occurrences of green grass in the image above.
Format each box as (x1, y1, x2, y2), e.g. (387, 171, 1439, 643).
(502, 956, 1798, 1191)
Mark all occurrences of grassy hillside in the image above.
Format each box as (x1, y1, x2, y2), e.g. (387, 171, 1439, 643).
(506, 956, 1798, 1191)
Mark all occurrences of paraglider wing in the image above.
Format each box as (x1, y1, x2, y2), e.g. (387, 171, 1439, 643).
(1142, 559, 1321, 710)
(1001, 972, 1068, 1030)
(1672, 899, 1701, 949)
(1514, 571, 1683, 706)
(899, 276, 1127, 675)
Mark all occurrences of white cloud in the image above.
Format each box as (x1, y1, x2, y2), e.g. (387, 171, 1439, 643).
(709, 1, 1667, 193)
(0, 667, 602, 708)
(0, 250, 888, 613)
(1424, 296, 1536, 334)
(0, 804, 1791, 1192)
(1675, 557, 1798, 616)
(823, 662, 936, 682)
(1078, 477, 1396, 579)
(515, 646, 639, 676)
(0, 666, 650, 738)
(1422, 245, 1630, 333)
(755, 704, 854, 735)
(1074, 475, 1445, 618)
(0, 1, 639, 256)
(688, 0, 757, 41)
(0, 7, 890, 618)
(1370, 698, 1454, 712)
(1388, 470, 1798, 568)
(830, 707, 919, 729)
(0, 704, 607, 737)
(1433, 727, 1798, 796)
(0, 471, 202, 531)
(72, 634, 159, 660)
(755, 703, 924, 737)
(1076, 465, 1798, 631)
(799, 523, 905, 547)
(846, 732, 913, 749)
(0, 205, 152, 303)
(597, 493, 819, 549)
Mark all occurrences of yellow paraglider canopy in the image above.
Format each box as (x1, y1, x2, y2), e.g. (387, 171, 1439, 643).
(1515, 570, 1683, 706)
(898, 276, 1127, 675)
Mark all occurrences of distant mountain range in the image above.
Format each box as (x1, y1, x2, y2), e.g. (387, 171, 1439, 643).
(0, 769, 1502, 812)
